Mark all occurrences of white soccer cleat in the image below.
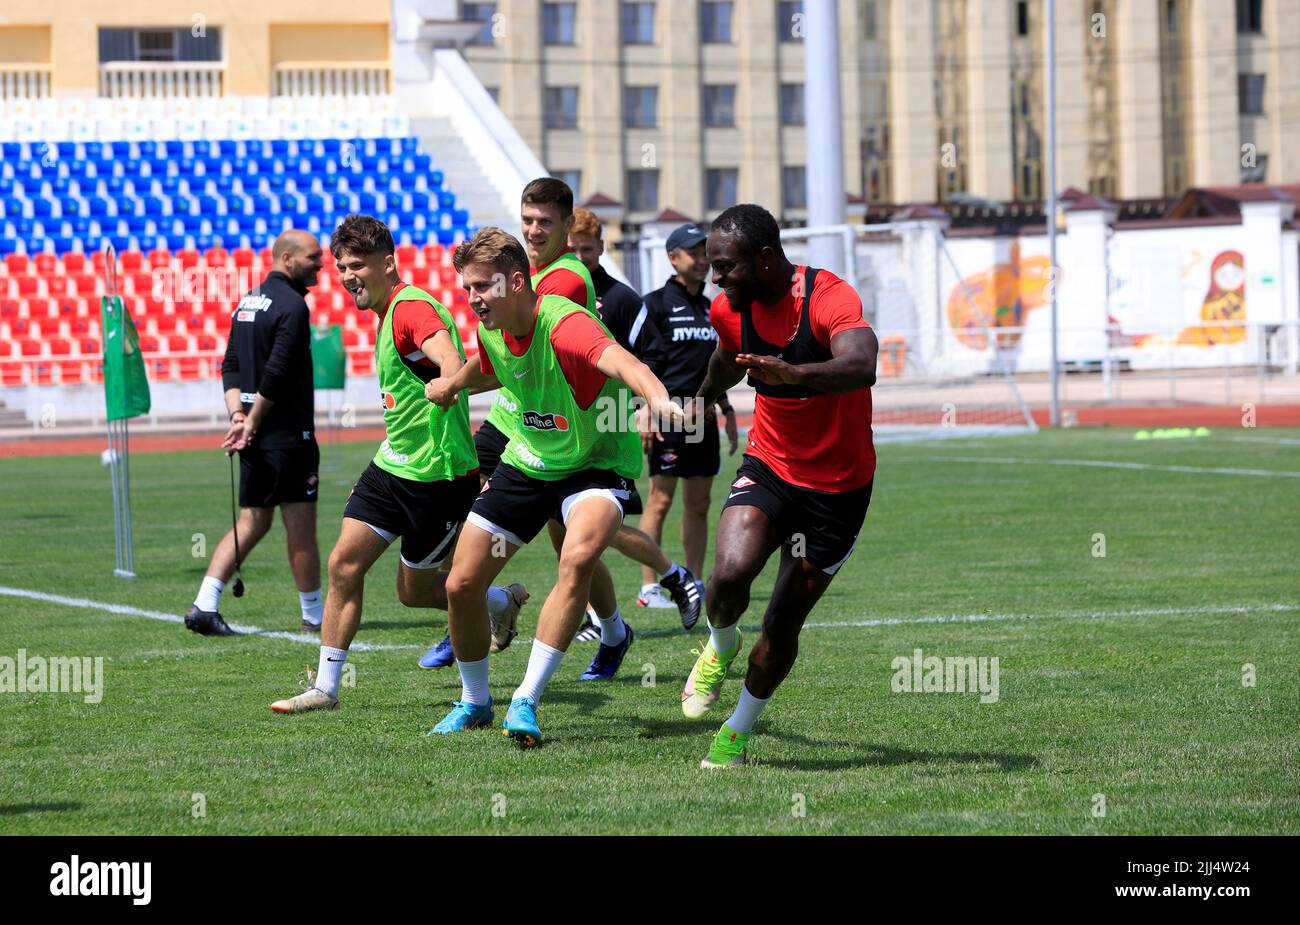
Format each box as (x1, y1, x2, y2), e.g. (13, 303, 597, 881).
(270, 687, 338, 714)
(636, 584, 676, 609)
(490, 582, 528, 654)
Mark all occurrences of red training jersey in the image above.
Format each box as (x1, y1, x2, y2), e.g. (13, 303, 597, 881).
(711, 266, 875, 491)
(531, 248, 589, 306)
(478, 295, 614, 409)
(376, 283, 448, 370)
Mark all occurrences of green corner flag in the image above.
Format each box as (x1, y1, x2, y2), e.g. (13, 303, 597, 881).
(312, 323, 347, 390)
(101, 295, 151, 421)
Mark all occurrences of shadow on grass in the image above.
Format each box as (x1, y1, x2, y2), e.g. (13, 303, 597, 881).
(0, 802, 81, 816)
(759, 731, 1039, 772)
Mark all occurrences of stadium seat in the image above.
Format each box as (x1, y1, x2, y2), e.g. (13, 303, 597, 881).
(1, 361, 26, 385)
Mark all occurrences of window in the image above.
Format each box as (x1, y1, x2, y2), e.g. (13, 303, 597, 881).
(1239, 73, 1265, 114)
(780, 83, 804, 126)
(461, 3, 498, 46)
(706, 168, 738, 211)
(1165, 0, 1179, 34)
(863, 1, 878, 39)
(544, 86, 579, 129)
(99, 27, 221, 62)
(700, 2, 734, 43)
(782, 166, 806, 211)
(777, 2, 804, 42)
(1241, 152, 1267, 183)
(542, 3, 577, 45)
(551, 170, 581, 200)
(1236, 0, 1264, 33)
(703, 84, 736, 127)
(626, 169, 659, 212)
(1016, 1, 1029, 36)
(485, 86, 500, 103)
(621, 3, 655, 44)
(624, 86, 657, 127)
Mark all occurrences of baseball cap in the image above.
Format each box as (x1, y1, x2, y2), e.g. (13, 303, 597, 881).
(665, 224, 707, 253)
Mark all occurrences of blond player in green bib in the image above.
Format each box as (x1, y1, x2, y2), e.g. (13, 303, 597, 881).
(271, 215, 527, 715)
(424, 227, 685, 745)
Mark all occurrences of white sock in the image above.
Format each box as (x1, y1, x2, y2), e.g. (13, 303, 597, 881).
(587, 607, 604, 629)
(298, 589, 323, 626)
(597, 605, 627, 646)
(485, 586, 510, 617)
(708, 617, 737, 654)
(194, 576, 224, 612)
(456, 655, 491, 706)
(659, 562, 683, 582)
(512, 640, 565, 704)
(316, 646, 347, 698)
(725, 684, 770, 733)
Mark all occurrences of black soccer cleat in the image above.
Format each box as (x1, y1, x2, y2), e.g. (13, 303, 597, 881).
(660, 565, 702, 631)
(184, 605, 238, 637)
(574, 613, 601, 643)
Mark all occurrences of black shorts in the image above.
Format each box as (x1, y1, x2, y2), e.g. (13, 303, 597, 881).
(239, 443, 320, 507)
(722, 454, 872, 574)
(648, 420, 721, 479)
(473, 420, 509, 479)
(342, 462, 480, 568)
(467, 463, 637, 547)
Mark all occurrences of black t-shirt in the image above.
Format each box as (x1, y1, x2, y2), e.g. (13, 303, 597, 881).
(643, 275, 716, 397)
(591, 264, 665, 376)
(220, 270, 316, 449)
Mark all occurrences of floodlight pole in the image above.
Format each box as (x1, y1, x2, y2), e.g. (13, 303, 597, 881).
(1046, 0, 1060, 427)
(805, 0, 846, 277)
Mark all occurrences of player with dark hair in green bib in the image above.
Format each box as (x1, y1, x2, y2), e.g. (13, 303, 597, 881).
(271, 215, 527, 715)
(424, 227, 686, 745)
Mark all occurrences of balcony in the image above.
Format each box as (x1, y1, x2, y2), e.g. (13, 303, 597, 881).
(99, 62, 224, 98)
(273, 63, 390, 97)
(0, 65, 52, 99)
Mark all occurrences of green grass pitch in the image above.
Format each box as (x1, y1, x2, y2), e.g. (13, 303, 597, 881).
(1, 428, 1297, 834)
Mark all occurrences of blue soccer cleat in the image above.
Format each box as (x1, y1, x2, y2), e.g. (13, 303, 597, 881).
(418, 634, 454, 670)
(427, 699, 494, 735)
(502, 696, 542, 747)
(579, 624, 634, 681)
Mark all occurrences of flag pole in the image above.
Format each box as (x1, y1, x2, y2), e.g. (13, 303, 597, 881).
(103, 242, 137, 579)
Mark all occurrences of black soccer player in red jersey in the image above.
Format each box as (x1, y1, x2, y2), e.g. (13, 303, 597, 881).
(684, 203, 879, 769)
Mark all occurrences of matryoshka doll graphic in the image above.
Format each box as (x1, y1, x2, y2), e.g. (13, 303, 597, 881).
(1178, 250, 1246, 346)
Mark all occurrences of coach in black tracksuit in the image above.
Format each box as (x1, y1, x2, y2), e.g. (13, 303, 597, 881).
(638, 223, 738, 590)
(184, 229, 326, 637)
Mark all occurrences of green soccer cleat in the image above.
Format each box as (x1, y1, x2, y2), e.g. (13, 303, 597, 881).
(681, 630, 743, 719)
(700, 724, 750, 769)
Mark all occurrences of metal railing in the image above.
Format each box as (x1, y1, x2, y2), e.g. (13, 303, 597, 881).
(0, 65, 52, 99)
(99, 62, 224, 98)
(273, 64, 390, 97)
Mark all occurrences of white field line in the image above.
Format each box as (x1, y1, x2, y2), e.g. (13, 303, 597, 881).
(0, 585, 419, 652)
(802, 602, 1299, 629)
(895, 454, 1300, 479)
(4, 586, 1295, 647)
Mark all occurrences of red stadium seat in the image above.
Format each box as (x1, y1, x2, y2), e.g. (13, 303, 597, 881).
(258, 247, 272, 267)
(166, 334, 190, 353)
(233, 248, 256, 269)
(177, 357, 204, 380)
(10, 318, 30, 337)
(176, 249, 201, 269)
(19, 339, 41, 357)
(34, 253, 58, 276)
(0, 298, 18, 317)
(204, 247, 228, 266)
(149, 358, 174, 381)
(129, 271, 154, 296)
(4, 254, 28, 275)
(56, 297, 79, 317)
(32, 362, 55, 385)
(71, 274, 98, 296)
(48, 338, 72, 356)
(0, 340, 12, 357)
(397, 243, 419, 267)
(120, 251, 144, 272)
(348, 351, 374, 376)
(93, 251, 109, 273)
(14, 276, 40, 297)
(79, 337, 99, 354)
(0, 361, 25, 386)
(138, 335, 160, 354)
(423, 243, 443, 265)
(148, 249, 172, 270)
(196, 334, 218, 351)
(72, 318, 92, 336)
(183, 315, 208, 333)
(63, 252, 87, 274)
(22, 298, 46, 318)
(58, 360, 86, 384)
